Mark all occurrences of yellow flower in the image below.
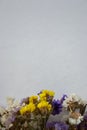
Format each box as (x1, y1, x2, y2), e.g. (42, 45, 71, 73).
(20, 103, 36, 115)
(42, 90, 55, 97)
(37, 101, 52, 111)
(39, 90, 55, 101)
(29, 95, 38, 103)
(39, 93, 46, 101)
(20, 106, 27, 115)
(47, 104, 52, 111)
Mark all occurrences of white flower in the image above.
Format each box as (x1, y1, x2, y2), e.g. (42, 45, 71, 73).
(6, 97, 21, 112)
(63, 93, 86, 108)
(9, 123, 13, 128)
(0, 106, 6, 115)
(1, 114, 8, 125)
(6, 97, 15, 106)
(69, 116, 83, 125)
(70, 93, 81, 102)
(63, 98, 70, 108)
(79, 99, 87, 105)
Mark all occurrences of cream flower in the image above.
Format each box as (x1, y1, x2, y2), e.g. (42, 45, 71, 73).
(0, 106, 6, 115)
(6, 97, 21, 112)
(63, 93, 87, 108)
(69, 116, 83, 125)
(69, 112, 83, 125)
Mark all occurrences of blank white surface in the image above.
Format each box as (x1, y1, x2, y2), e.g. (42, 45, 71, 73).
(0, 0, 87, 105)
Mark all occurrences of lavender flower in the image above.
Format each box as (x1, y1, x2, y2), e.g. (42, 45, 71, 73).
(52, 100, 62, 115)
(60, 95, 67, 104)
(20, 97, 29, 105)
(5, 115, 15, 129)
(84, 114, 87, 121)
(0, 90, 86, 130)
(46, 121, 69, 130)
(51, 95, 67, 115)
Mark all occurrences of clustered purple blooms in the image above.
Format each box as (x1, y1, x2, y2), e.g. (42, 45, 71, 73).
(5, 107, 20, 129)
(5, 115, 15, 129)
(46, 121, 69, 130)
(83, 114, 87, 128)
(52, 95, 67, 115)
(20, 97, 29, 105)
(84, 114, 87, 121)
(60, 94, 67, 103)
(52, 99, 62, 115)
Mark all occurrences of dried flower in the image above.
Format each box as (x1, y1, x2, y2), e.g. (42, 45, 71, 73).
(0, 90, 86, 130)
(46, 121, 69, 130)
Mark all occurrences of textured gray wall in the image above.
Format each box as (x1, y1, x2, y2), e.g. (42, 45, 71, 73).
(0, 0, 87, 105)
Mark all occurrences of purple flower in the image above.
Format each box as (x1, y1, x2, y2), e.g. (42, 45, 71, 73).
(5, 114, 15, 129)
(60, 94, 67, 104)
(20, 97, 29, 105)
(84, 114, 87, 121)
(52, 99, 63, 115)
(46, 122, 69, 130)
(51, 95, 67, 115)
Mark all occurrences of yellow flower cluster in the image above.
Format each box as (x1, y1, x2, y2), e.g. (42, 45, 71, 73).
(20, 103, 36, 115)
(37, 100, 52, 111)
(29, 95, 38, 103)
(39, 90, 55, 101)
(20, 90, 54, 115)
(42, 90, 55, 97)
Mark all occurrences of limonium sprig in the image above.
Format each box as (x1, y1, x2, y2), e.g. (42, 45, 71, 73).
(0, 90, 87, 130)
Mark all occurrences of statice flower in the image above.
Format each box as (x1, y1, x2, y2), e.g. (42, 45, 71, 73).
(6, 97, 21, 112)
(0, 97, 21, 129)
(60, 94, 67, 104)
(63, 93, 87, 108)
(0, 90, 86, 130)
(84, 114, 87, 121)
(52, 95, 66, 115)
(52, 100, 62, 115)
(46, 121, 69, 130)
(69, 115, 83, 125)
(0, 106, 6, 116)
(20, 97, 29, 105)
(1, 113, 15, 129)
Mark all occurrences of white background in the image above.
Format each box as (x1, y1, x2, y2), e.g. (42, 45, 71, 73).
(0, 0, 87, 105)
